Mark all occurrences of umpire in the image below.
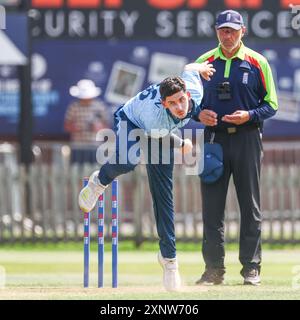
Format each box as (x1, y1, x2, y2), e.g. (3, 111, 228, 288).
(195, 10, 278, 286)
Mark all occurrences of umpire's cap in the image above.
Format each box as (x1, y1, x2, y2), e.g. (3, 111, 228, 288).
(200, 142, 224, 184)
(215, 10, 244, 30)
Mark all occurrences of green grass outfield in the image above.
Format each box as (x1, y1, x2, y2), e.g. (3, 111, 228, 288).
(0, 243, 300, 300)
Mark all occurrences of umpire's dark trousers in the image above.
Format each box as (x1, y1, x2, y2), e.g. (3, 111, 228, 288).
(201, 126, 263, 272)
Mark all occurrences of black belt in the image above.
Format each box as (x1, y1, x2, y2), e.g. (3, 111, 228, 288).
(206, 124, 260, 134)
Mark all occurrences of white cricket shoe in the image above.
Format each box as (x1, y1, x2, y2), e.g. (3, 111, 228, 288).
(158, 251, 181, 292)
(78, 170, 107, 212)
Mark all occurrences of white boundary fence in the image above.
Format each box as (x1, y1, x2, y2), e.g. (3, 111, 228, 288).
(0, 141, 300, 244)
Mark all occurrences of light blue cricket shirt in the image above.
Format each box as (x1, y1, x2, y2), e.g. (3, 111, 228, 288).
(122, 70, 203, 138)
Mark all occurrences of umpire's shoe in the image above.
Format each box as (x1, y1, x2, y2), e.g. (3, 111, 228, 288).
(241, 267, 261, 286)
(195, 268, 225, 285)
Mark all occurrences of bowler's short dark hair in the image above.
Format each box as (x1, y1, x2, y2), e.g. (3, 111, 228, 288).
(159, 76, 186, 101)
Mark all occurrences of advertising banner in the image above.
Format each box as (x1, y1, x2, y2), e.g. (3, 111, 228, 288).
(0, 13, 27, 136)
(1, 39, 299, 138)
(30, 0, 300, 40)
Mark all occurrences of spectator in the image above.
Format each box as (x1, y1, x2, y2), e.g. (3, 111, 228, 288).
(64, 79, 110, 163)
